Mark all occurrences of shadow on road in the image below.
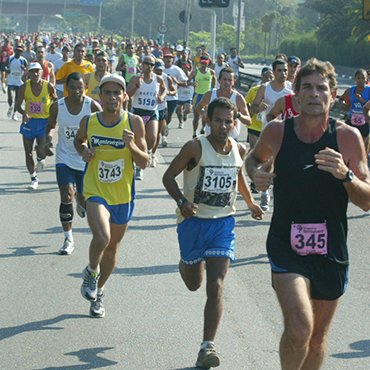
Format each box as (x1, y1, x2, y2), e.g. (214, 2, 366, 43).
(0, 245, 57, 258)
(331, 339, 370, 359)
(36, 347, 118, 369)
(231, 254, 269, 268)
(0, 314, 87, 341)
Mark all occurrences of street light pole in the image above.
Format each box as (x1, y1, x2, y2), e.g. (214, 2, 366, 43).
(98, 0, 103, 33)
(26, 0, 29, 33)
(236, 0, 242, 53)
(131, 0, 135, 39)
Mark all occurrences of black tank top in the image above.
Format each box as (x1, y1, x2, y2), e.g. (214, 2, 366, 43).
(268, 117, 349, 263)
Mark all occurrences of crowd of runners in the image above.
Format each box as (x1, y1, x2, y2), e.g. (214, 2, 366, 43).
(1, 31, 370, 370)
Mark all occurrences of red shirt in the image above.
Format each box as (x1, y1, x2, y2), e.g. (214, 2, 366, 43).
(1, 46, 13, 63)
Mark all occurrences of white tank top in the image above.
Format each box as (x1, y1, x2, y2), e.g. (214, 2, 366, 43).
(56, 96, 93, 171)
(132, 73, 159, 111)
(205, 89, 241, 139)
(262, 82, 292, 128)
(158, 73, 168, 110)
(177, 135, 243, 223)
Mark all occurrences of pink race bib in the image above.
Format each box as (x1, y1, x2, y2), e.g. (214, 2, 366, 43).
(290, 222, 328, 256)
(29, 102, 44, 114)
(350, 113, 366, 126)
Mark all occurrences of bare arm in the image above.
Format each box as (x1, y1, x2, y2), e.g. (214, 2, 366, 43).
(48, 82, 57, 102)
(195, 91, 211, 116)
(235, 93, 251, 126)
(90, 99, 103, 113)
(46, 101, 58, 144)
(126, 75, 141, 97)
(266, 96, 285, 123)
(15, 84, 29, 122)
(157, 75, 167, 103)
(237, 143, 263, 219)
(48, 62, 55, 85)
(126, 113, 149, 169)
(162, 140, 200, 219)
(315, 123, 370, 211)
(250, 84, 267, 115)
(245, 121, 284, 191)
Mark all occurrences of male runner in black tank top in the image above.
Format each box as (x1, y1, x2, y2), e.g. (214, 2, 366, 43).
(246, 58, 370, 370)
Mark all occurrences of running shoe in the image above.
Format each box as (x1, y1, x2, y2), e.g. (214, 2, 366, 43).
(76, 204, 86, 218)
(81, 266, 100, 302)
(90, 292, 105, 318)
(150, 154, 158, 168)
(200, 128, 205, 135)
(260, 190, 271, 212)
(250, 182, 258, 194)
(59, 238, 74, 255)
(135, 167, 143, 180)
(161, 135, 168, 147)
(28, 177, 39, 190)
(195, 344, 220, 369)
(36, 159, 45, 172)
(2, 83, 6, 94)
(178, 122, 184, 129)
(12, 113, 18, 121)
(7, 106, 12, 117)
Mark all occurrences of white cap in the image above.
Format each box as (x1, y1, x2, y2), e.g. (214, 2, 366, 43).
(99, 74, 126, 90)
(176, 44, 184, 52)
(15, 35, 20, 40)
(28, 62, 42, 71)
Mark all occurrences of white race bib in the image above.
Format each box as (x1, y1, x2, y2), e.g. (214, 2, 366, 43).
(202, 167, 236, 193)
(63, 126, 78, 141)
(98, 159, 124, 183)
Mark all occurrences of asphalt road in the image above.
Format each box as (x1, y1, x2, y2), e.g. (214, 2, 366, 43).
(0, 90, 369, 370)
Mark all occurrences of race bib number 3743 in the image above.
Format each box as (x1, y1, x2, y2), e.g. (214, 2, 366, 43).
(98, 159, 124, 183)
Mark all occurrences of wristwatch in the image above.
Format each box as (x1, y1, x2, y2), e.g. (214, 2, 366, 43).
(341, 170, 354, 183)
(177, 197, 187, 208)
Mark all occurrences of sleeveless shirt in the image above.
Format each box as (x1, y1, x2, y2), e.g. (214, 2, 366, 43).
(268, 118, 349, 263)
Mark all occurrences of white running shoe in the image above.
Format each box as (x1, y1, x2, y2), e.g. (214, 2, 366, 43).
(90, 292, 105, 318)
(36, 159, 45, 172)
(161, 136, 168, 147)
(260, 191, 271, 212)
(135, 167, 143, 180)
(76, 204, 86, 218)
(59, 238, 75, 255)
(150, 154, 158, 168)
(81, 266, 100, 302)
(178, 122, 184, 129)
(28, 177, 39, 190)
(12, 113, 18, 121)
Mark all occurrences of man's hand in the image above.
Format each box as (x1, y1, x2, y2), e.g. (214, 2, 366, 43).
(180, 202, 198, 219)
(315, 147, 349, 180)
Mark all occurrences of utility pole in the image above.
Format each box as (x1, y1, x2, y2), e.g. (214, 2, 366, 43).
(131, 0, 135, 39)
(236, 0, 242, 52)
(183, 0, 192, 46)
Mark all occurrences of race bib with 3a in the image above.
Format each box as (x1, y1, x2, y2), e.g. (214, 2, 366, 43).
(98, 159, 124, 183)
(290, 222, 328, 256)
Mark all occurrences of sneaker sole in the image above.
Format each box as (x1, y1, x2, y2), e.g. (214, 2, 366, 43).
(59, 249, 74, 255)
(196, 354, 220, 369)
(90, 310, 105, 318)
(80, 287, 97, 302)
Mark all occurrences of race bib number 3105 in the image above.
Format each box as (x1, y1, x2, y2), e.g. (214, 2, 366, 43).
(98, 159, 124, 183)
(202, 167, 236, 193)
(290, 222, 328, 256)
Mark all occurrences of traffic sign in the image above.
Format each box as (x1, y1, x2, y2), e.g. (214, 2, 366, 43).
(158, 24, 167, 34)
(199, 0, 230, 8)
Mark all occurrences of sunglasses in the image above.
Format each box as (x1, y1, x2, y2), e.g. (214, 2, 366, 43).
(143, 62, 155, 67)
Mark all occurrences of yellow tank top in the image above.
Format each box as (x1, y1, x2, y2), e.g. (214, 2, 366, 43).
(84, 111, 135, 205)
(177, 136, 243, 223)
(86, 73, 101, 102)
(24, 80, 52, 119)
(194, 68, 212, 95)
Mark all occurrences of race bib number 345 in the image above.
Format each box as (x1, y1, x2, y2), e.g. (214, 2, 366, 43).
(290, 222, 328, 256)
(98, 159, 124, 183)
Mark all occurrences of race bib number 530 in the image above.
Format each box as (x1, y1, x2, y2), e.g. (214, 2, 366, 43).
(290, 222, 328, 256)
(98, 159, 124, 183)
